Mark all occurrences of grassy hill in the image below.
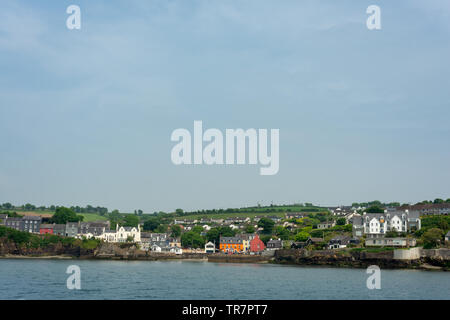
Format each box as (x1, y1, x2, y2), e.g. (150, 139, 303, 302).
(0, 210, 107, 222)
(176, 205, 327, 220)
(79, 213, 108, 222)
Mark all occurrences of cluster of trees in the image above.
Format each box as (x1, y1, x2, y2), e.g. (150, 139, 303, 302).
(0, 202, 109, 215)
(142, 216, 171, 233)
(416, 199, 450, 205)
(351, 201, 401, 208)
(0, 225, 100, 250)
(49, 207, 84, 224)
(171, 204, 322, 217)
(0, 203, 48, 211)
(415, 216, 449, 249)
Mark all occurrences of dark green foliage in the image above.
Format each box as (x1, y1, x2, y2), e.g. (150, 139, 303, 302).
(365, 206, 384, 213)
(171, 225, 182, 237)
(274, 226, 291, 240)
(310, 229, 325, 238)
(244, 225, 255, 233)
(259, 234, 272, 244)
(421, 216, 449, 232)
(181, 231, 205, 248)
(258, 217, 275, 234)
(143, 218, 160, 231)
(7, 229, 31, 244)
(191, 226, 203, 234)
(206, 227, 236, 244)
(123, 214, 139, 227)
(50, 207, 83, 224)
(421, 228, 444, 249)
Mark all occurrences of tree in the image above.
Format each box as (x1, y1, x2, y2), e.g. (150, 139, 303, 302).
(171, 225, 182, 238)
(259, 234, 272, 244)
(2, 203, 12, 210)
(385, 230, 399, 238)
(295, 231, 310, 242)
(50, 207, 83, 224)
(336, 218, 346, 226)
(154, 224, 168, 233)
(192, 226, 203, 234)
(181, 231, 205, 248)
(257, 217, 275, 234)
(433, 198, 444, 204)
(23, 203, 36, 211)
(310, 229, 324, 238)
(123, 214, 139, 227)
(421, 228, 444, 249)
(274, 226, 290, 240)
(206, 227, 235, 244)
(143, 218, 160, 231)
(175, 208, 184, 215)
(244, 225, 255, 233)
(365, 206, 384, 213)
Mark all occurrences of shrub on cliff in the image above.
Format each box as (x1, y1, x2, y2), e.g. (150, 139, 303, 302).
(80, 238, 101, 250)
(7, 229, 31, 244)
(421, 228, 444, 249)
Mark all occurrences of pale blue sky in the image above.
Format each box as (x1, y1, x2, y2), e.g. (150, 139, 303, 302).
(1, 0, 449, 212)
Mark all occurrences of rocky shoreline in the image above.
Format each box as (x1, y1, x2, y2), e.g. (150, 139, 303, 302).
(1, 241, 449, 271)
(273, 248, 450, 271)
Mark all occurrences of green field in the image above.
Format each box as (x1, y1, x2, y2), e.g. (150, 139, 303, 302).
(0, 210, 108, 222)
(80, 213, 108, 222)
(176, 206, 327, 220)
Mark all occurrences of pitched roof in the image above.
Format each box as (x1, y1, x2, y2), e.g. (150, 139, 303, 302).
(23, 215, 42, 221)
(220, 236, 243, 244)
(352, 215, 363, 225)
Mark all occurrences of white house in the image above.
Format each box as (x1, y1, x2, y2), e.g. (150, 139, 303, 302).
(151, 244, 162, 252)
(205, 241, 215, 253)
(96, 224, 141, 243)
(361, 210, 421, 236)
(170, 246, 183, 254)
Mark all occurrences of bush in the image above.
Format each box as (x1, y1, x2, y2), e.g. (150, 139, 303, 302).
(295, 231, 310, 242)
(7, 229, 31, 244)
(80, 238, 101, 250)
(421, 228, 444, 249)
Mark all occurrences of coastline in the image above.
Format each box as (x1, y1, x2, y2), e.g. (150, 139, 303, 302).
(1, 251, 448, 271)
(1, 241, 448, 271)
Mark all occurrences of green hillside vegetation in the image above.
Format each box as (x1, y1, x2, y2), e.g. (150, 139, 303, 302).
(0, 225, 100, 250)
(80, 213, 109, 222)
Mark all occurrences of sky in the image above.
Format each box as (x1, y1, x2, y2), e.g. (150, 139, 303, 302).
(0, 0, 449, 213)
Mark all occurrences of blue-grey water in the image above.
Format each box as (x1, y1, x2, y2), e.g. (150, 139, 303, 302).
(0, 259, 448, 299)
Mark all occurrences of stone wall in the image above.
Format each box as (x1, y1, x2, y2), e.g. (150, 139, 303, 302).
(393, 247, 421, 260)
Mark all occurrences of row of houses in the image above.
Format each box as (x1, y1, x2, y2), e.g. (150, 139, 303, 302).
(140, 232, 182, 253)
(0, 214, 42, 233)
(217, 234, 288, 254)
(399, 203, 450, 215)
(219, 234, 266, 253)
(352, 209, 421, 238)
(0, 214, 145, 244)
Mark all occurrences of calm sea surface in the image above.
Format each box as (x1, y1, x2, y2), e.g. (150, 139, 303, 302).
(0, 259, 448, 300)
